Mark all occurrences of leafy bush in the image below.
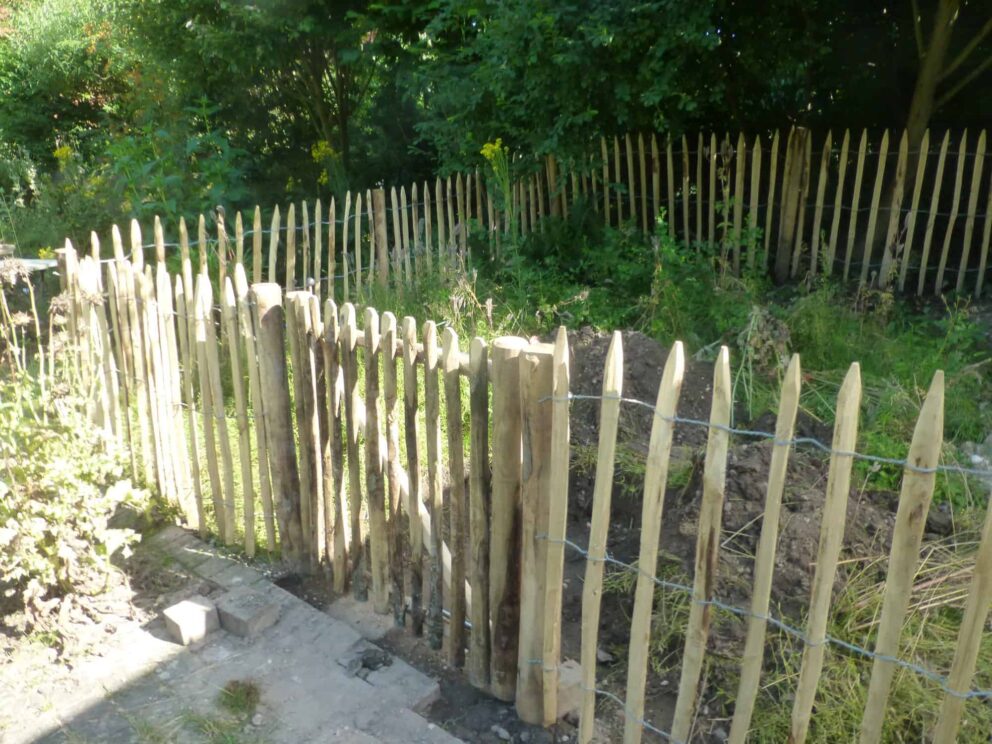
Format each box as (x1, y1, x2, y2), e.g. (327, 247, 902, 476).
(0, 271, 149, 627)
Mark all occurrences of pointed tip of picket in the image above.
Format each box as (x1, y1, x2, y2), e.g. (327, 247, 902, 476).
(340, 301, 356, 326)
(603, 331, 624, 396)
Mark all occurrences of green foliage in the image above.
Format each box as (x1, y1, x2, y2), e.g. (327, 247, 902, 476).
(0, 372, 147, 620)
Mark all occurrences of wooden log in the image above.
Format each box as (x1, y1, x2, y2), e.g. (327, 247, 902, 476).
(917, 132, 951, 295)
(222, 278, 257, 556)
(235, 266, 275, 551)
(859, 372, 943, 743)
(403, 317, 425, 633)
(341, 303, 366, 599)
(727, 355, 801, 743)
(956, 129, 986, 292)
(860, 129, 890, 285)
(577, 332, 623, 744)
(671, 347, 732, 742)
(383, 312, 405, 626)
(541, 328, 570, 725)
(424, 321, 445, 649)
(515, 341, 554, 726)
(934, 131, 969, 294)
(843, 130, 869, 280)
(365, 307, 389, 613)
(789, 363, 862, 744)
(622, 343, 685, 744)
(489, 337, 528, 701)
(443, 327, 468, 667)
(826, 130, 851, 275)
(251, 283, 305, 568)
(322, 298, 348, 589)
(899, 130, 930, 292)
(468, 336, 491, 689)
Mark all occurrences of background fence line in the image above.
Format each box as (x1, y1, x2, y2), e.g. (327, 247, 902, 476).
(46, 221, 992, 742)
(63, 127, 992, 302)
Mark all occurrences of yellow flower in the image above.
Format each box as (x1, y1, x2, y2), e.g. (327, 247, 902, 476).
(480, 138, 506, 164)
(53, 144, 73, 170)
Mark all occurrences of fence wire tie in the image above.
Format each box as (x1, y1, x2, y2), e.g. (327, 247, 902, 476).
(552, 392, 992, 480)
(534, 533, 992, 702)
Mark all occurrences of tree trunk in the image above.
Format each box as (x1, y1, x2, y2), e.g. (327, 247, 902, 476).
(907, 0, 959, 153)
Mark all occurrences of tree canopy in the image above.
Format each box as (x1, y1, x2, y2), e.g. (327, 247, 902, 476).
(0, 0, 990, 248)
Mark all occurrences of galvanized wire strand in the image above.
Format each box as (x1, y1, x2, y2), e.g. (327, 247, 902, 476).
(530, 535, 992, 703)
(557, 392, 992, 480)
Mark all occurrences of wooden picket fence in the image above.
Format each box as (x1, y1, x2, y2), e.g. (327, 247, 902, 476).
(64, 128, 992, 307)
(52, 225, 992, 743)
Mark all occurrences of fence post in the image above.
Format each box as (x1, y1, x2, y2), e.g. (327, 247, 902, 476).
(323, 299, 348, 591)
(789, 363, 862, 744)
(442, 327, 467, 667)
(423, 320, 444, 649)
(623, 342, 685, 744)
(223, 277, 257, 557)
(174, 275, 206, 535)
(402, 317, 425, 634)
(515, 341, 554, 726)
(775, 127, 809, 283)
(365, 307, 389, 614)
(374, 189, 388, 289)
(382, 312, 405, 626)
(251, 283, 305, 568)
(541, 328, 571, 726)
(468, 336, 491, 689)
(671, 347, 732, 741)
(578, 332, 623, 744)
(286, 291, 315, 566)
(341, 302, 365, 598)
(489, 337, 528, 701)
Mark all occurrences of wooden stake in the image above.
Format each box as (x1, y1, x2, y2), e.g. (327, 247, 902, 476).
(860, 129, 890, 285)
(671, 348, 732, 741)
(956, 129, 986, 292)
(443, 327, 467, 666)
(252, 283, 305, 568)
(489, 337, 529, 701)
(789, 363, 862, 744)
(468, 336, 491, 689)
(268, 206, 280, 283)
(859, 372, 943, 743)
(623, 343, 685, 744)
(383, 312, 405, 626)
(809, 132, 832, 278)
(515, 341, 554, 726)
(826, 130, 852, 275)
(341, 303, 365, 598)
(727, 355, 801, 743)
(424, 321, 444, 649)
(899, 130, 930, 292)
(843, 130, 869, 281)
(403, 317, 425, 633)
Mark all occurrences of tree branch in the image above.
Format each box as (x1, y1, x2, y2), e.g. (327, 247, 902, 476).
(936, 51, 992, 108)
(940, 15, 992, 81)
(910, 0, 926, 59)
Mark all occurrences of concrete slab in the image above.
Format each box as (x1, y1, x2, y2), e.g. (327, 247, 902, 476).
(163, 596, 220, 645)
(215, 586, 281, 637)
